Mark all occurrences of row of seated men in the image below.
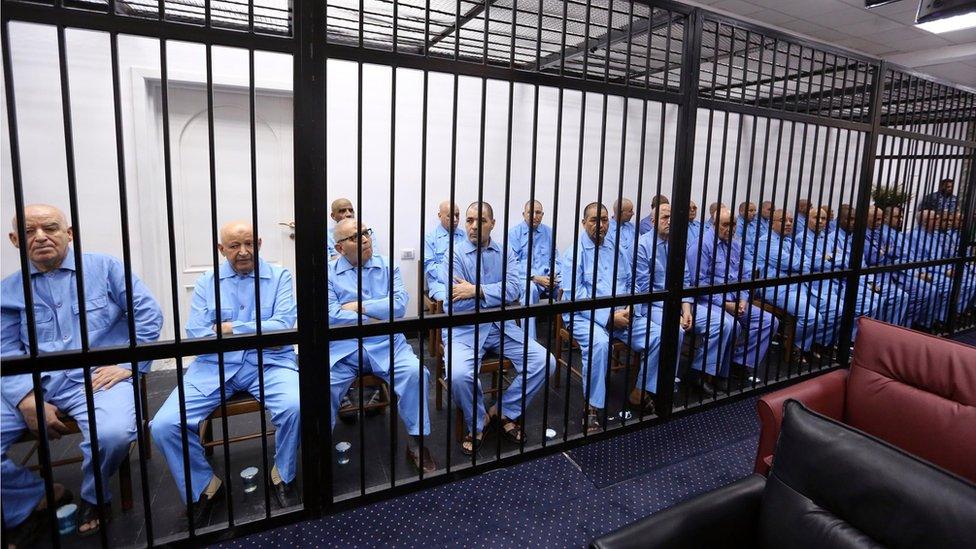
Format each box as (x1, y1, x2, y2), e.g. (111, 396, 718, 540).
(2, 188, 971, 544)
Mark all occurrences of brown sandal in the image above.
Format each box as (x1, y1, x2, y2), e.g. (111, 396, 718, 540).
(497, 416, 525, 444)
(460, 431, 483, 456)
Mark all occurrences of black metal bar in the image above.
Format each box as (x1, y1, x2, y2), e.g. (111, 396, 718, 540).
(837, 61, 885, 363)
(293, 0, 331, 516)
(422, 0, 497, 54)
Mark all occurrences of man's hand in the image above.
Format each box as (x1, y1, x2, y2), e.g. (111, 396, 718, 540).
(946, 268, 954, 279)
(340, 301, 361, 313)
(18, 393, 70, 440)
(612, 308, 631, 329)
(452, 276, 478, 301)
(91, 365, 133, 392)
(213, 322, 234, 334)
(679, 305, 693, 331)
(871, 283, 882, 294)
(723, 301, 738, 316)
(737, 299, 749, 317)
(532, 275, 552, 289)
(918, 272, 932, 283)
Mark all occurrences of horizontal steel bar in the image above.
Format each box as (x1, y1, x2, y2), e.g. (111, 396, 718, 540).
(877, 125, 976, 149)
(321, 41, 685, 105)
(0, 1, 295, 53)
(697, 97, 872, 132)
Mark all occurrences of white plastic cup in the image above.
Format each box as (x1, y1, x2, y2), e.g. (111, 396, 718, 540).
(241, 466, 259, 493)
(57, 503, 77, 536)
(336, 441, 352, 465)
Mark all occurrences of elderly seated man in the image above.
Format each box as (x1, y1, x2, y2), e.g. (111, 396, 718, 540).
(756, 209, 834, 365)
(442, 202, 556, 455)
(151, 221, 301, 524)
(508, 199, 560, 340)
(609, 197, 639, 260)
(562, 202, 662, 433)
(423, 200, 464, 303)
(907, 210, 974, 319)
(2, 204, 163, 542)
(327, 218, 436, 473)
(686, 206, 778, 388)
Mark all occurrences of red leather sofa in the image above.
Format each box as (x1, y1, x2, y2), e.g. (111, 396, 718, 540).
(756, 317, 976, 482)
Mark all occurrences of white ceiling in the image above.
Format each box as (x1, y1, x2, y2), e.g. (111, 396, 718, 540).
(686, 0, 976, 89)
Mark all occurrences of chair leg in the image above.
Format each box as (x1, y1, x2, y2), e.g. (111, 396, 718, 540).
(553, 336, 563, 389)
(119, 455, 133, 511)
(435, 358, 444, 411)
(203, 418, 215, 457)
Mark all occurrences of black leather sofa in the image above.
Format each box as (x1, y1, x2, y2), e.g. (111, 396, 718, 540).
(590, 400, 976, 549)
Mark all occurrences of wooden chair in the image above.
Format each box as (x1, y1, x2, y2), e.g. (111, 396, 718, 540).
(551, 311, 642, 390)
(201, 376, 390, 456)
(425, 298, 515, 438)
(751, 298, 796, 366)
(17, 378, 149, 511)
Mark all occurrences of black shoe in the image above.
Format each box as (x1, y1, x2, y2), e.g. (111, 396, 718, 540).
(272, 479, 301, 509)
(77, 500, 112, 537)
(187, 482, 223, 529)
(8, 488, 73, 548)
(338, 392, 357, 424)
(581, 407, 601, 435)
(700, 379, 716, 397)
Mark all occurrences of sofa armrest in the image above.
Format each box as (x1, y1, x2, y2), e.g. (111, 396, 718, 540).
(590, 474, 766, 549)
(755, 369, 848, 475)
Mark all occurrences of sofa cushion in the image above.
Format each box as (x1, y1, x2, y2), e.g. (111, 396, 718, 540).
(759, 400, 976, 549)
(847, 318, 976, 481)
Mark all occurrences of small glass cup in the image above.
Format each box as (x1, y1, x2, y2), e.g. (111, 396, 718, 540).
(240, 466, 259, 493)
(336, 441, 352, 465)
(545, 428, 557, 440)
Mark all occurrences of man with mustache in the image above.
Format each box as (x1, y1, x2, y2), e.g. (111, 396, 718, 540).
(509, 200, 560, 340)
(2, 204, 162, 541)
(442, 202, 555, 454)
(151, 221, 301, 524)
(423, 201, 463, 303)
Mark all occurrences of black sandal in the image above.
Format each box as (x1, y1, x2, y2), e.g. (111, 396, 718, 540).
(460, 431, 483, 456)
(77, 500, 111, 537)
(497, 416, 526, 444)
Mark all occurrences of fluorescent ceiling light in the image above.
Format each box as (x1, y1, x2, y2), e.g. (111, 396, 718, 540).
(916, 11, 976, 33)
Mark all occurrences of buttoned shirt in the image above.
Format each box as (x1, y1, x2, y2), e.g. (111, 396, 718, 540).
(920, 191, 958, 213)
(508, 221, 559, 280)
(608, 219, 638, 260)
(423, 224, 465, 292)
(1, 250, 163, 407)
(636, 232, 693, 315)
(183, 259, 296, 396)
(561, 234, 632, 328)
(906, 228, 949, 276)
(685, 228, 748, 308)
(328, 254, 409, 366)
(756, 231, 811, 280)
(441, 238, 522, 351)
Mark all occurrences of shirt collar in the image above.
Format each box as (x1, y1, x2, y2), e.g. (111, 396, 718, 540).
(460, 237, 499, 255)
(335, 254, 382, 274)
(29, 247, 75, 276)
(220, 258, 271, 280)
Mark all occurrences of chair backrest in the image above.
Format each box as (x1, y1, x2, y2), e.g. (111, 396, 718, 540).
(847, 317, 976, 482)
(761, 401, 976, 548)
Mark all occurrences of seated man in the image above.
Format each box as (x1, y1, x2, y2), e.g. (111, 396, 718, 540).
(638, 204, 736, 395)
(756, 209, 833, 364)
(442, 202, 555, 454)
(151, 221, 300, 523)
(840, 204, 908, 327)
(327, 198, 382, 261)
(609, 197, 638, 261)
(685, 200, 702, 245)
(508, 200, 560, 340)
(799, 206, 848, 345)
(686, 206, 778, 386)
(907, 210, 973, 318)
(919, 176, 958, 213)
(639, 194, 670, 235)
(2, 204, 163, 540)
(873, 206, 944, 329)
(563, 202, 662, 433)
(423, 200, 463, 303)
(792, 198, 810, 236)
(736, 201, 760, 272)
(327, 218, 435, 473)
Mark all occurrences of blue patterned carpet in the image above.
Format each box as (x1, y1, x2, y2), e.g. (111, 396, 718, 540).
(217, 397, 759, 548)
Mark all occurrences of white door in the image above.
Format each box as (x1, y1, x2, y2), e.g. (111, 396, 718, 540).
(140, 83, 295, 341)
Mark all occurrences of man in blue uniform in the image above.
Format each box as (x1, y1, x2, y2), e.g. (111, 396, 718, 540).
(442, 202, 555, 454)
(907, 210, 974, 318)
(2, 204, 163, 539)
(609, 198, 638, 261)
(638, 195, 670, 235)
(151, 221, 300, 522)
(508, 200, 559, 340)
(874, 206, 944, 329)
(792, 198, 810, 237)
(327, 218, 435, 473)
(756, 209, 833, 363)
(563, 203, 662, 432)
(423, 200, 463, 303)
(799, 206, 849, 345)
(687, 206, 778, 386)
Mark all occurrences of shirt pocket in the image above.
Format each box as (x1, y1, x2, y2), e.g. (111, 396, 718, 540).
(26, 306, 58, 343)
(72, 295, 113, 331)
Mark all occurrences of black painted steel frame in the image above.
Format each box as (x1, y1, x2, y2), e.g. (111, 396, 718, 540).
(1, 0, 974, 546)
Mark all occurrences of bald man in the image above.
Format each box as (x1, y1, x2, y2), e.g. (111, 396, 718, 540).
(423, 201, 463, 302)
(2, 204, 163, 539)
(327, 198, 382, 261)
(151, 221, 301, 523)
(509, 200, 561, 340)
(609, 198, 639, 259)
(793, 198, 810, 236)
